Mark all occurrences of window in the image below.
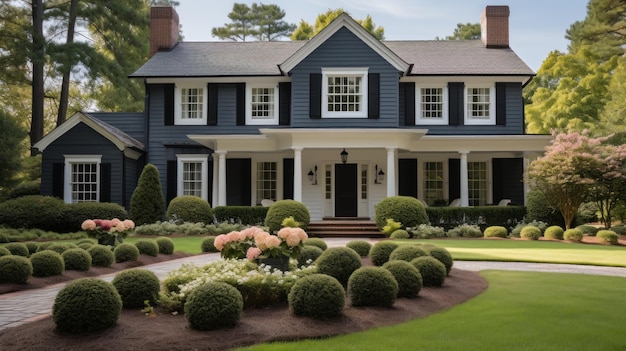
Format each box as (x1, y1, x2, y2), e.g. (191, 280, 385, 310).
(416, 86, 448, 125)
(322, 68, 368, 118)
(423, 162, 444, 205)
(465, 85, 495, 125)
(175, 85, 207, 125)
(361, 165, 368, 200)
(468, 162, 487, 206)
(256, 162, 277, 203)
(324, 165, 332, 200)
(177, 155, 208, 200)
(246, 85, 278, 125)
(64, 155, 101, 203)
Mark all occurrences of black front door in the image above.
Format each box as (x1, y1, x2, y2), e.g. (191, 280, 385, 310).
(335, 164, 357, 217)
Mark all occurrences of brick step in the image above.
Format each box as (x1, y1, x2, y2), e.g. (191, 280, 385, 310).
(307, 220, 384, 238)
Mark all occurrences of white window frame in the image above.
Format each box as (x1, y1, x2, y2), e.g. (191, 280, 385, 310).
(246, 84, 279, 125)
(255, 161, 278, 204)
(177, 155, 208, 200)
(64, 155, 101, 204)
(464, 84, 495, 125)
(468, 161, 488, 206)
(322, 67, 368, 118)
(416, 85, 448, 125)
(174, 84, 208, 125)
(423, 161, 444, 205)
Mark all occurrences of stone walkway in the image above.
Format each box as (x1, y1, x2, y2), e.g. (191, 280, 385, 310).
(1, 238, 625, 331)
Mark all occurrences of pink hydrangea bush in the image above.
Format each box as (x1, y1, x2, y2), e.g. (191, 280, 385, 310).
(81, 218, 135, 246)
(215, 225, 308, 260)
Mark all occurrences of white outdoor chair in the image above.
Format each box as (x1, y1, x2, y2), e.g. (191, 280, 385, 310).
(498, 199, 511, 206)
(449, 198, 461, 207)
(261, 199, 275, 207)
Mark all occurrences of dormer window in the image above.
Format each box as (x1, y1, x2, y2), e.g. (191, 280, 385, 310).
(322, 68, 368, 118)
(175, 85, 207, 125)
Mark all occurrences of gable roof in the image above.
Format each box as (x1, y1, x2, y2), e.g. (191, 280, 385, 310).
(33, 112, 145, 159)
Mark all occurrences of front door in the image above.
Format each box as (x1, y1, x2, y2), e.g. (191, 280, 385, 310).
(334, 164, 357, 217)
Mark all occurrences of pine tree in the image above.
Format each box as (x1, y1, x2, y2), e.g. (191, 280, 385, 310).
(129, 164, 165, 225)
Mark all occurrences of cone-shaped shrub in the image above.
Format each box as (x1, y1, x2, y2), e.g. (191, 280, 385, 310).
(369, 241, 399, 266)
(129, 164, 165, 225)
(383, 260, 422, 298)
(112, 269, 161, 308)
(348, 267, 398, 307)
(316, 247, 362, 286)
(289, 274, 345, 319)
(184, 282, 243, 331)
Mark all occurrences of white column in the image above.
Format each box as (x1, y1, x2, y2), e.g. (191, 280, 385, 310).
(216, 151, 227, 206)
(386, 147, 396, 197)
(460, 151, 469, 207)
(293, 147, 303, 202)
(212, 154, 218, 207)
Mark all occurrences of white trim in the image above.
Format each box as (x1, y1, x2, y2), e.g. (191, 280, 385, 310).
(174, 84, 208, 125)
(63, 155, 102, 204)
(415, 84, 448, 125)
(176, 154, 209, 201)
(322, 68, 369, 118)
(464, 84, 496, 125)
(245, 83, 279, 125)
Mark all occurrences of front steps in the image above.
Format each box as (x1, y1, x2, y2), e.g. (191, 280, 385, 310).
(307, 218, 384, 238)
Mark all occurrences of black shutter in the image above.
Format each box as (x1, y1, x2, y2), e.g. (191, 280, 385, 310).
(207, 83, 218, 126)
(368, 73, 380, 119)
(495, 82, 506, 126)
(99, 163, 111, 203)
(309, 73, 322, 119)
(448, 82, 464, 126)
(52, 163, 64, 199)
(235, 83, 246, 126)
(400, 82, 415, 126)
(166, 160, 177, 205)
(164, 84, 175, 125)
(448, 158, 460, 203)
(398, 159, 417, 197)
(283, 158, 294, 200)
(279, 82, 291, 125)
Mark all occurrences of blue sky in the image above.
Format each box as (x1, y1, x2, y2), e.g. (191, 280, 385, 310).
(175, 0, 589, 71)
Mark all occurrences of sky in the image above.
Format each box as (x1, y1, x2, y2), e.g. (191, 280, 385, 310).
(174, 0, 590, 72)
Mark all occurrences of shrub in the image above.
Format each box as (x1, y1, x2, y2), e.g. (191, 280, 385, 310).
(62, 248, 92, 271)
(129, 164, 165, 226)
(297, 245, 323, 267)
(511, 220, 548, 238)
(6, 179, 40, 199)
(526, 189, 565, 227)
(369, 241, 399, 266)
(77, 242, 94, 250)
(201, 236, 218, 252)
(389, 245, 428, 262)
(88, 244, 115, 267)
(564, 228, 584, 242)
(483, 226, 508, 238)
(47, 243, 69, 254)
(303, 237, 327, 251)
(213, 206, 269, 225)
(135, 239, 159, 257)
(390, 229, 410, 239)
(408, 224, 446, 239)
(184, 282, 243, 331)
(382, 260, 423, 298)
(0, 246, 11, 257)
(425, 246, 454, 275)
(264, 200, 310, 233)
(24, 242, 39, 255)
(0, 255, 32, 283)
(0, 195, 65, 232)
(346, 240, 372, 257)
(61, 202, 128, 232)
(155, 237, 175, 254)
(30, 250, 65, 277)
(610, 224, 626, 235)
(426, 206, 527, 231)
(112, 269, 161, 308)
(4, 242, 29, 257)
(166, 195, 213, 224)
(315, 247, 362, 286)
(576, 225, 599, 236)
(543, 225, 564, 240)
(288, 274, 345, 319)
(410, 256, 447, 287)
(36, 242, 53, 252)
(348, 267, 398, 307)
(374, 196, 428, 232)
(597, 230, 619, 245)
(447, 223, 483, 238)
(53, 278, 122, 332)
(113, 243, 140, 263)
(520, 226, 542, 240)
(382, 219, 402, 236)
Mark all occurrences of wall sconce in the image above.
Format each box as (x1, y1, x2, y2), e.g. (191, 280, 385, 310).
(340, 149, 349, 164)
(308, 165, 318, 185)
(374, 164, 385, 184)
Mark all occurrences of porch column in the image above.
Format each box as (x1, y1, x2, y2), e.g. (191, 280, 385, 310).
(459, 151, 469, 206)
(216, 151, 227, 206)
(293, 147, 303, 202)
(212, 155, 218, 207)
(386, 147, 396, 197)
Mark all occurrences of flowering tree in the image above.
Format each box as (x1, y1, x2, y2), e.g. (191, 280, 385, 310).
(585, 140, 626, 228)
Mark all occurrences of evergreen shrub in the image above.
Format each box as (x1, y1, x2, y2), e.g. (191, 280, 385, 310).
(483, 226, 508, 238)
(447, 223, 483, 238)
(544, 225, 565, 240)
(135, 239, 159, 257)
(184, 282, 243, 331)
(30, 250, 65, 277)
(348, 267, 398, 307)
(374, 196, 428, 233)
(0, 247, 11, 257)
(564, 228, 583, 242)
(62, 248, 92, 271)
(47, 244, 69, 254)
(213, 206, 269, 225)
(410, 256, 447, 287)
(303, 237, 327, 251)
(166, 195, 213, 224)
(597, 230, 618, 245)
(0, 195, 65, 231)
(88, 244, 115, 267)
(576, 225, 599, 236)
(520, 225, 542, 240)
(201, 236, 218, 252)
(112, 269, 161, 308)
(425, 246, 454, 275)
(382, 260, 422, 298)
(0, 255, 32, 283)
(288, 274, 345, 319)
(264, 200, 310, 233)
(315, 247, 362, 286)
(369, 241, 399, 266)
(388, 245, 428, 262)
(61, 202, 127, 232)
(390, 229, 410, 239)
(129, 164, 165, 226)
(297, 245, 323, 267)
(113, 243, 140, 263)
(4, 242, 29, 257)
(24, 242, 39, 255)
(345, 240, 372, 257)
(155, 237, 175, 254)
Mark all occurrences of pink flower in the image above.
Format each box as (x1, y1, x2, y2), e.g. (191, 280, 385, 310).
(246, 247, 262, 261)
(81, 219, 96, 231)
(285, 233, 301, 247)
(111, 218, 121, 226)
(226, 231, 242, 242)
(240, 227, 257, 239)
(122, 219, 135, 230)
(214, 234, 228, 251)
(277, 227, 291, 240)
(254, 232, 271, 250)
(99, 220, 112, 231)
(265, 235, 281, 249)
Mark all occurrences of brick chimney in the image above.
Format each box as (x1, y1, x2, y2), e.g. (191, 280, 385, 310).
(480, 5, 510, 48)
(150, 7, 179, 57)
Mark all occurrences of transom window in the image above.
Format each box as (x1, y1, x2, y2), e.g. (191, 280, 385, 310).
(468, 161, 487, 206)
(423, 162, 444, 205)
(465, 85, 495, 125)
(175, 86, 207, 125)
(416, 86, 448, 125)
(322, 68, 368, 118)
(256, 162, 277, 204)
(64, 155, 101, 204)
(177, 155, 208, 200)
(246, 85, 279, 125)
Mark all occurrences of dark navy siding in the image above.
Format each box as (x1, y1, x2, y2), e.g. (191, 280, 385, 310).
(90, 112, 146, 143)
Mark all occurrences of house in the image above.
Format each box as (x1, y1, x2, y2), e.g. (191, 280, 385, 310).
(34, 5, 551, 220)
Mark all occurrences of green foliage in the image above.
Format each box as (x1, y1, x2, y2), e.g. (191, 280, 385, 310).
(426, 206, 527, 230)
(520, 226, 542, 240)
(389, 245, 428, 262)
(77, 242, 94, 250)
(166, 195, 213, 224)
(61, 202, 128, 232)
(134, 221, 245, 236)
(4, 242, 29, 257)
(62, 248, 92, 271)
(155, 237, 175, 254)
(6, 179, 40, 200)
(525, 190, 565, 228)
(291, 9, 384, 40)
(0, 109, 28, 194)
(407, 224, 447, 239)
(410, 256, 447, 287)
(576, 225, 599, 236)
(134, 239, 159, 257)
(441, 22, 481, 40)
(264, 200, 310, 233)
(596, 230, 618, 245)
(112, 269, 161, 308)
(375, 196, 428, 232)
(288, 274, 345, 319)
(369, 241, 399, 266)
(47, 243, 69, 254)
(0, 247, 11, 257)
(511, 220, 549, 238)
(610, 224, 626, 235)
(24, 242, 39, 255)
(201, 236, 218, 252)
(303, 238, 327, 251)
(184, 282, 243, 331)
(382, 260, 422, 298)
(0, 255, 32, 283)
(425, 247, 454, 275)
(390, 229, 410, 239)
(382, 219, 403, 236)
(564, 228, 584, 242)
(484, 226, 508, 238)
(447, 223, 483, 238)
(113, 243, 140, 263)
(87, 244, 115, 267)
(297, 245, 323, 267)
(53, 278, 122, 333)
(345, 240, 372, 257)
(212, 206, 268, 225)
(348, 267, 398, 307)
(0, 195, 65, 231)
(315, 247, 362, 286)
(30, 250, 65, 277)
(212, 3, 295, 41)
(129, 164, 165, 226)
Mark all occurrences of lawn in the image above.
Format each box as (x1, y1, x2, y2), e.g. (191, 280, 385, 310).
(123, 236, 204, 254)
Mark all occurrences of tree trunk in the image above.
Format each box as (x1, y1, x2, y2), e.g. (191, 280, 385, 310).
(30, 0, 45, 155)
(57, 0, 79, 127)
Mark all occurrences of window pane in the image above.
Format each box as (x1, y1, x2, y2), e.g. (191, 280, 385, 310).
(468, 162, 487, 206)
(326, 74, 362, 114)
(182, 161, 203, 197)
(251, 87, 275, 119)
(181, 88, 204, 119)
(420, 88, 443, 118)
(70, 162, 98, 203)
(256, 162, 277, 204)
(423, 162, 443, 205)
(467, 87, 490, 119)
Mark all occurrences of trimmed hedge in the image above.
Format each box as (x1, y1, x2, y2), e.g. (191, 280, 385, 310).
(166, 195, 213, 224)
(297, 245, 323, 267)
(345, 240, 372, 257)
(303, 238, 327, 251)
(213, 206, 269, 225)
(0, 255, 32, 283)
(520, 226, 542, 240)
(155, 237, 175, 254)
(369, 241, 399, 266)
(316, 247, 362, 286)
(135, 239, 159, 257)
(425, 246, 454, 275)
(88, 244, 115, 267)
(288, 274, 345, 319)
(564, 228, 583, 242)
(426, 206, 527, 230)
(112, 269, 161, 308)
(484, 226, 508, 238)
(264, 200, 310, 233)
(375, 196, 428, 233)
(348, 267, 398, 307)
(201, 236, 218, 253)
(410, 256, 447, 287)
(30, 250, 65, 277)
(597, 230, 618, 245)
(0, 195, 65, 232)
(388, 245, 428, 262)
(113, 243, 140, 263)
(4, 242, 29, 257)
(184, 282, 243, 331)
(62, 248, 92, 271)
(61, 202, 128, 232)
(383, 260, 422, 298)
(544, 225, 564, 240)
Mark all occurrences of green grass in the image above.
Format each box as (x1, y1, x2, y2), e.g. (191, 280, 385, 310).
(237, 271, 626, 351)
(123, 236, 205, 254)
